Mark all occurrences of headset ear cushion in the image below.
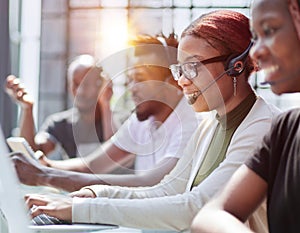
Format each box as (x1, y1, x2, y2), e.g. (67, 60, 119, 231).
(225, 54, 245, 77)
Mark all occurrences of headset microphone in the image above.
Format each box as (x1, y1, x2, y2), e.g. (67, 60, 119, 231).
(260, 75, 298, 86)
(260, 80, 275, 86)
(190, 68, 232, 104)
(262, 78, 294, 85)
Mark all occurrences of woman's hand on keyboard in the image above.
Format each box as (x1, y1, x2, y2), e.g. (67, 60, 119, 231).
(25, 193, 72, 222)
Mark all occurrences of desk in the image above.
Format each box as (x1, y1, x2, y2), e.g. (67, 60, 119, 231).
(99, 227, 142, 232)
(99, 228, 180, 233)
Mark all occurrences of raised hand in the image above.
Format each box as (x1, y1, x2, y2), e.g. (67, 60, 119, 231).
(6, 75, 34, 109)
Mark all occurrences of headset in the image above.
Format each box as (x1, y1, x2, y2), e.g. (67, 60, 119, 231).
(225, 41, 254, 77)
(186, 41, 254, 101)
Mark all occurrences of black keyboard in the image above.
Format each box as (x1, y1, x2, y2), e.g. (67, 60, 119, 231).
(31, 213, 71, 225)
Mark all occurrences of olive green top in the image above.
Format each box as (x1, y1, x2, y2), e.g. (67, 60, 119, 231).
(192, 92, 257, 187)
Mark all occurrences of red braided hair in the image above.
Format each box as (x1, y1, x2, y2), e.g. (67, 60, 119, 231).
(182, 10, 255, 78)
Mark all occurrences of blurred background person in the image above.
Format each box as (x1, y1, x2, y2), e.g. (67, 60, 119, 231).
(6, 54, 114, 159)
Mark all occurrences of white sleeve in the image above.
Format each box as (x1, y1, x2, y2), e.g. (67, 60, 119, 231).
(73, 110, 275, 231)
(85, 127, 199, 199)
(83, 118, 206, 200)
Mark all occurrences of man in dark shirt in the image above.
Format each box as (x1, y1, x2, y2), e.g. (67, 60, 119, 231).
(6, 54, 114, 159)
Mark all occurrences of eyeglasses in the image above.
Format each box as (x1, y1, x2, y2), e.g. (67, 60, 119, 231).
(169, 55, 230, 81)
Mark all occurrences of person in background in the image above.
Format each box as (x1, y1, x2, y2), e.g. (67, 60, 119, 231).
(6, 54, 114, 159)
(25, 10, 279, 232)
(191, 0, 300, 233)
(10, 34, 200, 192)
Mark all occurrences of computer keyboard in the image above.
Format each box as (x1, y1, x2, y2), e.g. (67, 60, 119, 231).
(31, 213, 71, 225)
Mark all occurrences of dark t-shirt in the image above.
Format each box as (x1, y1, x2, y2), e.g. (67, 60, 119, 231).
(246, 109, 300, 233)
(39, 108, 103, 158)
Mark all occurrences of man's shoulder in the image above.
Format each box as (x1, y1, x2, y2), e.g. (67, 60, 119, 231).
(43, 108, 77, 125)
(274, 108, 300, 127)
(279, 108, 300, 118)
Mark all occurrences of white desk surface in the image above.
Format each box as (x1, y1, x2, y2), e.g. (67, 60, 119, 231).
(98, 227, 142, 232)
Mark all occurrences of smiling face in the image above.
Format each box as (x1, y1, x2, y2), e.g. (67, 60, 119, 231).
(250, 0, 300, 94)
(177, 36, 233, 114)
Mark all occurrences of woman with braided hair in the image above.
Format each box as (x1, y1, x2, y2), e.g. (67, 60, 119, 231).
(26, 10, 279, 232)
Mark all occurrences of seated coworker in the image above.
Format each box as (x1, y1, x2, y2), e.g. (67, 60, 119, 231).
(6, 55, 114, 159)
(191, 0, 300, 233)
(10, 34, 199, 192)
(25, 10, 280, 232)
